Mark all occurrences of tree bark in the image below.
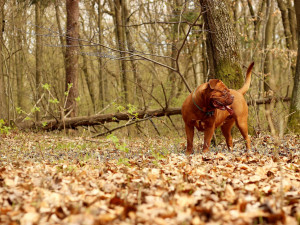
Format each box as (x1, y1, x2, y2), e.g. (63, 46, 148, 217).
(200, 0, 243, 89)
(0, 1, 7, 121)
(23, 108, 183, 130)
(123, 0, 143, 105)
(168, 0, 181, 104)
(277, 0, 295, 50)
(97, 0, 105, 109)
(287, 0, 297, 50)
(264, 0, 277, 135)
(78, 36, 96, 113)
(65, 0, 79, 117)
(35, 1, 42, 121)
(111, 0, 128, 104)
(55, 0, 66, 60)
(288, 0, 300, 133)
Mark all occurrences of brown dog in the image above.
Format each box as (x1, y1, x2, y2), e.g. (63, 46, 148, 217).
(182, 62, 254, 154)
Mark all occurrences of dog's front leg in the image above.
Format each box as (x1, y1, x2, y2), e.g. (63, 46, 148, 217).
(185, 124, 194, 155)
(202, 125, 215, 153)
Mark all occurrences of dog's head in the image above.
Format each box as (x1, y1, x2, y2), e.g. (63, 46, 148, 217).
(207, 79, 234, 114)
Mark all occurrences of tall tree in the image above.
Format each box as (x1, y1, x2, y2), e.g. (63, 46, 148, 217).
(123, 0, 143, 105)
(288, 0, 300, 133)
(277, 0, 296, 50)
(35, 0, 42, 121)
(97, 0, 105, 109)
(199, 0, 243, 89)
(0, 1, 7, 120)
(65, 0, 79, 117)
(109, 0, 129, 104)
(263, 0, 277, 135)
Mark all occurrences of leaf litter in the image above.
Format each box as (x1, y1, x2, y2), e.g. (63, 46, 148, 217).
(0, 132, 299, 225)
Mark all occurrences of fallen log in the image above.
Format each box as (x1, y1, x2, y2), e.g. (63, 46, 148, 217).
(19, 107, 182, 131)
(18, 97, 290, 131)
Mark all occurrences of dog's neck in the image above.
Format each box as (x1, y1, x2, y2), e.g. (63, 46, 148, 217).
(193, 85, 215, 112)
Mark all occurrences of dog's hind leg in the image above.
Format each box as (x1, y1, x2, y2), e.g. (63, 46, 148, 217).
(235, 117, 251, 150)
(203, 125, 215, 153)
(221, 119, 235, 151)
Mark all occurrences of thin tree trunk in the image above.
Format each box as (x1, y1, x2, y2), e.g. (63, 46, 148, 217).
(264, 0, 277, 135)
(14, 1, 25, 114)
(35, 1, 42, 121)
(201, 34, 208, 83)
(112, 0, 128, 104)
(167, 0, 181, 104)
(97, 0, 105, 109)
(287, 0, 297, 50)
(55, 0, 66, 61)
(65, 0, 79, 117)
(0, 1, 7, 120)
(288, 0, 300, 133)
(78, 37, 96, 113)
(277, 0, 294, 50)
(123, 0, 143, 105)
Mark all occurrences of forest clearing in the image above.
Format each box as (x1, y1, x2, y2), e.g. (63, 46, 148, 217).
(0, 0, 300, 224)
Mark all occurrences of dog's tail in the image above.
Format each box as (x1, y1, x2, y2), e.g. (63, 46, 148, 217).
(238, 62, 254, 95)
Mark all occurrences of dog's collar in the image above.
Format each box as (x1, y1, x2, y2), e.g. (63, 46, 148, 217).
(192, 88, 214, 117)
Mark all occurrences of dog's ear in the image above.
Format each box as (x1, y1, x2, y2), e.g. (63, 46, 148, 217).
(208, 79, 219, 89)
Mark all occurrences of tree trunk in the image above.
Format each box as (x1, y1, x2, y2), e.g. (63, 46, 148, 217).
(264, 0, 277, 135)
(200, 0, 243, 89)
(167, 0, 181, 104)
(35, 1, 42, 121)
(277, 0, 295, 50)
(288, 0, 300, 133)
(0, 1, 7, 121)
(123, 0, 143, 105)
(65, 0, 79, 117)
(287, 0, 297, 50)
(111, 0, 128, 104)
(97, 0, 105, 109)
(78, 37, 96, 113)
(14, 1, 25, 114)
(55, 0, 66, 61)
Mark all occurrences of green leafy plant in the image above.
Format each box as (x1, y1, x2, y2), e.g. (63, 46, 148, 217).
(16, 107, 25, 114)
(107, 134, 129, 153)
(75, 96, 81, 102)
(49, 98, 59, 104)
(42, 83, 51, 91)
(42, 122, 48, 127)
(107, 134, 130, 166)
(31, 106, 40, 113)
(127, 104, 138, 118)
(0, 119, 10, 134)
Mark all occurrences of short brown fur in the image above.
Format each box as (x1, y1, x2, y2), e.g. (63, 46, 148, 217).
(181, 62, 254, 154)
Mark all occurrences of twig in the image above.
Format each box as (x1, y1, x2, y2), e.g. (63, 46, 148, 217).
(148, 117, 161, 136)
(127, 78, 164, 109)
(161, 82, 168, 109)
(92, 117, 153, 137)
(167, 116, 182, 137)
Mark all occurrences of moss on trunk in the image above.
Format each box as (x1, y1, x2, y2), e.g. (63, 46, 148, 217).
(216, 60, 243, 89)
(288, 107, 300, 134)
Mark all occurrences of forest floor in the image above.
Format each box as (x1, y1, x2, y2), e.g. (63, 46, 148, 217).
(0, 131, 299, 225)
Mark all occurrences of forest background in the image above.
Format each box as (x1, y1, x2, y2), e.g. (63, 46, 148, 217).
(0, 0, 299, 138)
(1, 1, 300, 224)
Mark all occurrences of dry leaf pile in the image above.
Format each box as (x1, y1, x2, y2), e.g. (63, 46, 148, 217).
(0, 132, 299, 225)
